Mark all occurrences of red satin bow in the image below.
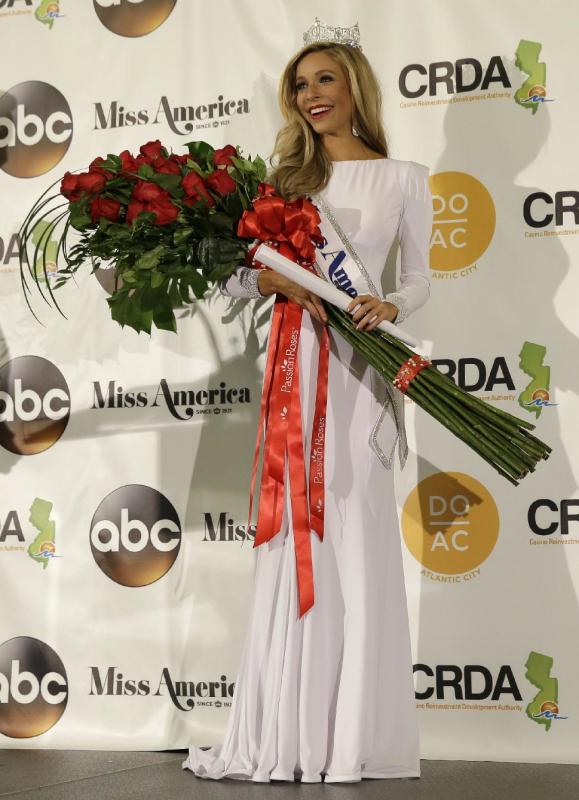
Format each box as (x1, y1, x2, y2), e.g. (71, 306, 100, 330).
(237, 187, 330, 618)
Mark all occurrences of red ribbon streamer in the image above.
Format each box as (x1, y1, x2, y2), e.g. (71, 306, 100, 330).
(393, 356, 431, 394)
(239, 188, 327, 618)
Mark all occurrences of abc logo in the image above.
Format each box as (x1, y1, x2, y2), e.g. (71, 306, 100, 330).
(0, 81, 73, 178)
(0, 637, 68, 739)
(0, 356, 71, 455)
(402, 471, 499, 575)
(93, 0, 177, 37)
(90, 484, 181, 586)
(429, 172, 496, 271)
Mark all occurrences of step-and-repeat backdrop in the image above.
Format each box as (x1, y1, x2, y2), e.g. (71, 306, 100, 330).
(1, 0, 577, 763)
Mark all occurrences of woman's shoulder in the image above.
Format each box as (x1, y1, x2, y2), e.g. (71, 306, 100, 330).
(386, 157, 430, 178)
(386, 158, 430, 201)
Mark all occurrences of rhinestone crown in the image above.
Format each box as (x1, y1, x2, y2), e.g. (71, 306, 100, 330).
(303, 17, 362, 50)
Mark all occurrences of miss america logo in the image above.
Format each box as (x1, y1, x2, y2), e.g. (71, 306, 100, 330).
(92, 379, 251, 420)
(93, 94, 250, 135)
(315, 238, 357, 297)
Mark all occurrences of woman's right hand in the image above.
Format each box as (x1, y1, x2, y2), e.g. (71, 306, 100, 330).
(257, 269, 327, 324)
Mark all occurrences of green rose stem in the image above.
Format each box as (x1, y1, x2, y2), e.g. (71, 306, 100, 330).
(323, 302, 550, 485)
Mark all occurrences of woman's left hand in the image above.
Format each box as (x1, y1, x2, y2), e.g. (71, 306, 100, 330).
(346, 294, 399, 331)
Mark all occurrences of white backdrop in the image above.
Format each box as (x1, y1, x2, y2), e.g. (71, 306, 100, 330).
(0, 0, 578, 763)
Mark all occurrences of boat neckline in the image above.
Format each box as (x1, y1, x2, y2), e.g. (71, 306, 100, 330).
(331, 157, 388, 163)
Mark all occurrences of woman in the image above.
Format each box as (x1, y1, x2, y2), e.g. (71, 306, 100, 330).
(183, 39, 433, 783)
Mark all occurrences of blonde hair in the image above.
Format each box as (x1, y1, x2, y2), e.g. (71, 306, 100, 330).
(268, 42, 389, 201)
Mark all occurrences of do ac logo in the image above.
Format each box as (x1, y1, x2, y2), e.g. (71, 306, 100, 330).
(0, 356, 71, 455)
(429, 172, 496, 276)
(93, 0, 177, 37)
(0, 637, 68, 739)
(90, 484, 181, 586)
(402, 472, 499, 580)
(0, 82, 73, 178)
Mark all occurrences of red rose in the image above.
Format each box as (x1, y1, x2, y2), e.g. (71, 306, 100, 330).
(213, 145, 237, 167)
(139, 140, 164, 162)
(132, 181, 165, 202)
(119, 149, 139, 177)
(205, 169, 236, 196)
(148, 196, 179, 225)
(171, 153, 189, 165)
(133, 154, 150, 171)
(181, 172, 214, 206)
(90, 196, 121, 222)
(154, 156, 181, 175)
(89, 156, 114, 178)
(78, 171, 107, 195)
(126, 200, 147, 224)
(61, 172, 81, 201)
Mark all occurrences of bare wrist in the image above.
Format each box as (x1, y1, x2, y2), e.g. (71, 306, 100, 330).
(384, 301, 399, 322)
(257, 269, 279, 297)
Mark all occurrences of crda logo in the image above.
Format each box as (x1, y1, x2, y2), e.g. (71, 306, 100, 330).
(528, 500, 579, 538)
(429, 172, 496, 277)
(0, 81, 73, 178)
(90, 484, 181, 586)
(0, 356, 70, 455)
(402, 471, 499, 581)
(93, 0, 177, 37)
(523, 191, 579, 230)
(0, 637, 68, 738)
(399, 56, 510, 99)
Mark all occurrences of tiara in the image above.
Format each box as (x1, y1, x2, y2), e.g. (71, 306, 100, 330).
(303, 17, 362, 50)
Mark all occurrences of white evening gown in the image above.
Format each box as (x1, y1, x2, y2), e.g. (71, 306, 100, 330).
(183, 157, 433, 783)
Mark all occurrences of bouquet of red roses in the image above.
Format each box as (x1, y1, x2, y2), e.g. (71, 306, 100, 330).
(19, 139, 267, 333)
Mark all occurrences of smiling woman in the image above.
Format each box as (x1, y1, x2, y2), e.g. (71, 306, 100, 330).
(183, 35, 433, 785)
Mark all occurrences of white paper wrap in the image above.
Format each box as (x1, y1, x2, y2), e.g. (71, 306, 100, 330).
(254, 243, 418, 348)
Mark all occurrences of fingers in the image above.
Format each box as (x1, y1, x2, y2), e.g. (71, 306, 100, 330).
(356, 306, 384, 331)
(364, 307, 388, 331)
(303, 299, 324, 323)
(310, 294, 328, 324)
(346, 294, 373, 313)
(349, 297, 382, 326)
(287, 290, 327, 324)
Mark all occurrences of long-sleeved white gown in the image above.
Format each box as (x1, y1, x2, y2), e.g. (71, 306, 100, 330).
(182, 157, 433, 783)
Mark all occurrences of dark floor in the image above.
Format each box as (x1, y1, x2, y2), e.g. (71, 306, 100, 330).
(1, 751, 578, 800)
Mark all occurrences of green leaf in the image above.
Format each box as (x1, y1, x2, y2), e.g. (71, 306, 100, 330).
(106, 154, 122, 169)
(121, 270, 138, 285)
(69, 202, 92, 231)
(174, 226, 193, 246)
(205, 261, 239, 282)
(99, 157, 120, 173)
(137, 164, 155, 179)
(230, 156, 253, 174)
(253, 155, 267, 181)
(135, 245, 166, 270)
(186, 141, 216, 167)
(209, 212, 234, 232)
(153, 294, 177, 332)
(150, 271, 165, 289)
(168, 278, 182, 307)
(151, 173, 182, 193)
(189, 270, 209, 299)
(184, 159, 206, 177)
(108, 290, 151, 334)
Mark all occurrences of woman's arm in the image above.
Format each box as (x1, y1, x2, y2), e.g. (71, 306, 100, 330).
(348, 161, 433, 331)
(218, 262, 328, 323)
(385, 160, 433, 325)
